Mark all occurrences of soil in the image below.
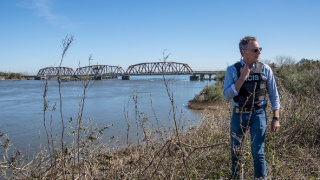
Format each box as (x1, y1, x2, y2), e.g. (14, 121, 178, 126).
(188, 100, 224, 111)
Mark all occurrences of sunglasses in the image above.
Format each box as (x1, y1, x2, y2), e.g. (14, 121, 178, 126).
(251, 47, 262, 53)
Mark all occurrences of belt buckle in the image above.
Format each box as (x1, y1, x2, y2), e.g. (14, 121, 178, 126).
(235, 107, 253, 113)
(242, 107, 252, 113)
(244, 108, 249, 113)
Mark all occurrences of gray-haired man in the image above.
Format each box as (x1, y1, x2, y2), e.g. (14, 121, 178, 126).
(223, 36, 280, 179)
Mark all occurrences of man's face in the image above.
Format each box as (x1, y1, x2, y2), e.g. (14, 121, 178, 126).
(242, 41, 261, 64)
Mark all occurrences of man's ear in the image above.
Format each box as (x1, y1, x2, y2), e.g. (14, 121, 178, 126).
(241, 49, 246, 56)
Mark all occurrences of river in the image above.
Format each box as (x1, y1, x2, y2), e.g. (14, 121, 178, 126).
(0, 75, 214, 154)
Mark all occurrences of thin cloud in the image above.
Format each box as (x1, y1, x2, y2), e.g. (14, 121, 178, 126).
(18, 0, 79, 29)
(33, 0, 58, 21)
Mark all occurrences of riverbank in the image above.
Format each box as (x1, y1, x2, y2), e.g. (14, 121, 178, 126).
(1, 88, 320, 179)
(95, 100, 233, 179)
(0, 77, 23, 81)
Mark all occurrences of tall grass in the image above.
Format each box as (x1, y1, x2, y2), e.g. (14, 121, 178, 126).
(0, 35, 108, 179)
(264, 57, 320, 178)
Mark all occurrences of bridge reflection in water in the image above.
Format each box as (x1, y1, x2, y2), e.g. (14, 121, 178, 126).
(32, 62, 223, 81)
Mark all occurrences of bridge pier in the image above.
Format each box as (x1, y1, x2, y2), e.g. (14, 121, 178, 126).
(95, 76, 102, 80)
(35, 76, 43, 80)
(189, 75, 200, 81)
(122, 75, 130, 80)
(200, 74, 205, 80)
(190, 71, 222, 81)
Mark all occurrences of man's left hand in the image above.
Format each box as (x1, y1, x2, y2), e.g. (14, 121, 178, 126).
(271, 119, 280, 132)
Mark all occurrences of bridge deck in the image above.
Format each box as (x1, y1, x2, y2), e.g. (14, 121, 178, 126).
(192, 71, 225, 75)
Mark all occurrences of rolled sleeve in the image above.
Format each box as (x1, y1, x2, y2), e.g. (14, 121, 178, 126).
(231, 84, 238, 96)
(263, 65, 281, 110)
(223, 66, 238, 100)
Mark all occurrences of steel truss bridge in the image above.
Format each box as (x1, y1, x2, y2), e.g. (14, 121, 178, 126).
(37, 62, 193, 77)
(36, 62, 221, 80)
(37, 67, 75, 78)
(125, 62, 193, 75)
(74, 65, 125, 77)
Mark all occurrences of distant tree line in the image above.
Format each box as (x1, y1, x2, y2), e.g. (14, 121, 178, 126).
(272, 57, 320, 95)
(0, 72, 22, 80)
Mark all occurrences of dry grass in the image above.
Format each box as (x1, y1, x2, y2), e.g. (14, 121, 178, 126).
(77, 77, 320, 179)
(1, 79, 320, 179)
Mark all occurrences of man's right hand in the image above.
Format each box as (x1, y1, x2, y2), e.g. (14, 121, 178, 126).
(235, 65, 250, 91)
(240, 65, 250, 80)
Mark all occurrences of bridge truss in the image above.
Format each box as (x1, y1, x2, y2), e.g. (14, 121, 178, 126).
(74, 65, 125, 77)
(125, 62, 193, 75)
(37, 67, 75, 77)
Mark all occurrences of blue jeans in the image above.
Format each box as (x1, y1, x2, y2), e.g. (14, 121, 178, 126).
(230, 107, 267, 179)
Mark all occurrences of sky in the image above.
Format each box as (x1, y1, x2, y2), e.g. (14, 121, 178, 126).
(1, 0, 320, 75)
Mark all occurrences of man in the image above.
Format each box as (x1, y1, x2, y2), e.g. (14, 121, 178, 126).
(223, 36, 280, 179)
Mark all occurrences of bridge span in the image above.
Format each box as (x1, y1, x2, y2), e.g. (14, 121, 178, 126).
(74, 65, 125, 79)
(121, 62, 193, 80)
(35, 62, 224, 81)
(191, 71, 225, 80)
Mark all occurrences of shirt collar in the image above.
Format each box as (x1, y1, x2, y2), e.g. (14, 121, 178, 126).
(240, 58, 256, 71)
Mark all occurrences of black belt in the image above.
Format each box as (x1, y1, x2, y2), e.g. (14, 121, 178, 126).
(235, 106, 263, 113)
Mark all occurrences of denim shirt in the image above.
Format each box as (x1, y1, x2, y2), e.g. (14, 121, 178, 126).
(223, 59, 280, 110)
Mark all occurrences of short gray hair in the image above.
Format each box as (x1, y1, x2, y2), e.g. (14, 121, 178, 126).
(239, 36, 257, 56)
